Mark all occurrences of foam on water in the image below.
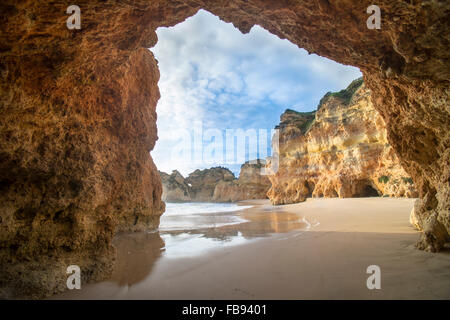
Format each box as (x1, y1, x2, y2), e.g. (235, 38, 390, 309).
(159, 202, 253, 231)
(163, 202, 253, 216)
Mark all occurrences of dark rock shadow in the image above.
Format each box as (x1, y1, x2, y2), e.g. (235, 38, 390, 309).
(110, 231, 165, 286)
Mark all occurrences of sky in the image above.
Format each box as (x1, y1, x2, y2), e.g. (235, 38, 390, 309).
(149, 10, 361, 177)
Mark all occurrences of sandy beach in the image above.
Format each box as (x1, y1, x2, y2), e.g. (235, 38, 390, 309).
(52, 198, 450, 300)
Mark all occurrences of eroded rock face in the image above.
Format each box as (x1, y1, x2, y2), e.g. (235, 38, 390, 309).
(160, 163, 270, 203)
(213, 160, 271, 202)
(0, 46, 165, 298)
(267, 80, 418, 205)
(0, 0, 448, 297)
(186, 167, 235, 202)
(159, 170, 191, 202)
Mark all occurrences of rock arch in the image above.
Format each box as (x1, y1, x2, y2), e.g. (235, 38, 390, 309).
(0, 1, 448, 297)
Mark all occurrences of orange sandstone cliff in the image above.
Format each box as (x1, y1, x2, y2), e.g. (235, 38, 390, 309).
(186, 167, 236, 202)
(159, 163, 270, 203)
(159, 167, 236, 202)
(159, 170, 192, 202)
(267, 79, 418, 205)
(213, 160, 271, 202)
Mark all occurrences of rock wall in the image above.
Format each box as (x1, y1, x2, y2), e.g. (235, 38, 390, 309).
(267, 79, 418, 205)
(1, 0, 448, 297)
(0, 46, 165, 298)
(186, 167, 235, 202)
(159, 167, 236, 202)
(159, 170, 192, 202)
(213, 160, 271, 202)
(160, 162, 270, 203)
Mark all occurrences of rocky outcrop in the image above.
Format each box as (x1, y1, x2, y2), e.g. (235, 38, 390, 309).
(160, 163, 270, 202)
(0, 0, 448, 298)
(267, 79, 418, 204)
(0, 45, 165, 298)
(159, 170, 191, 202)
(159, 167, 235, 202)
(213, 160, 271, 202)
(186, 167, 235, 202)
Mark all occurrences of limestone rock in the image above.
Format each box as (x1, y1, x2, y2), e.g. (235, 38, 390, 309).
(159, 170, 191, 202)
(213, 160, 271, 202)
(415, 212, 449, 253)
(186, 167, 235, 202)
(160, 164, 269, 203)
(409, 204, 421, 231)
(267, 79, 418, 204)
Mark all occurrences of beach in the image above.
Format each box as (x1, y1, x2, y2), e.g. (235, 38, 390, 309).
(52, 198, 450, 300)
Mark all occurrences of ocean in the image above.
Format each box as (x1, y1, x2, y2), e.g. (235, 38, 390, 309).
(159, 202, 253, 231)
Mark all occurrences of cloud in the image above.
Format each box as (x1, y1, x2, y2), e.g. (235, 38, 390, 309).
(149, 10, 362, 176)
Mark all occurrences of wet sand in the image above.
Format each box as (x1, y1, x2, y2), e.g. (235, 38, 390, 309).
(52, 198, 450, 299)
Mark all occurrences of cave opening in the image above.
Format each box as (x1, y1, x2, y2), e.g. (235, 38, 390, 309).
(306, 181, 315, 197)
(354, 181, 380, 198)
(330, 189, 339, 198)
(147, 8, 367, 250)
(360, 184, 380, 197)
(149, 9, 361, 193)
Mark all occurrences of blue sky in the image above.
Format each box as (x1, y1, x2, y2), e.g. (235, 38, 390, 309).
(150, 10, 361, 177)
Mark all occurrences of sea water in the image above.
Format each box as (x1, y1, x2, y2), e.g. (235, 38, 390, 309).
(158, 202, 254, 257)
(159, 202, 253, 231)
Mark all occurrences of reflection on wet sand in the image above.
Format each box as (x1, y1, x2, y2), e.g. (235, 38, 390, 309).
(52, 201, 312, 298)
(53, 198, 446, 300)
(111, 204, 310, 286)
(158, 206, 312, 258)
(163, 210, 311, 240)
(110, 232, 165, 287)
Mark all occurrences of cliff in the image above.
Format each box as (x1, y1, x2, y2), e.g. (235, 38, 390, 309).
(159, 167, 235, 202)
(159, 170, 191, 202)
(186, 167, 235, 202)
(267, 79, 418, 205)
(159, 161, 270, 203)
(213, 160, 271, 202)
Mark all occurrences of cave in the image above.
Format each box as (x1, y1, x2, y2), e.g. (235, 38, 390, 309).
(355, 183, 380, 198)
(361, 185, 379, 197)
(1, 1, 449, 297)
(306, 181, 316, 197)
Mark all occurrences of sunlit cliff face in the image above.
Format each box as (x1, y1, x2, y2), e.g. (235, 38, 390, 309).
(267, 81, 418, 205)
(0, 0, 448, 298)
